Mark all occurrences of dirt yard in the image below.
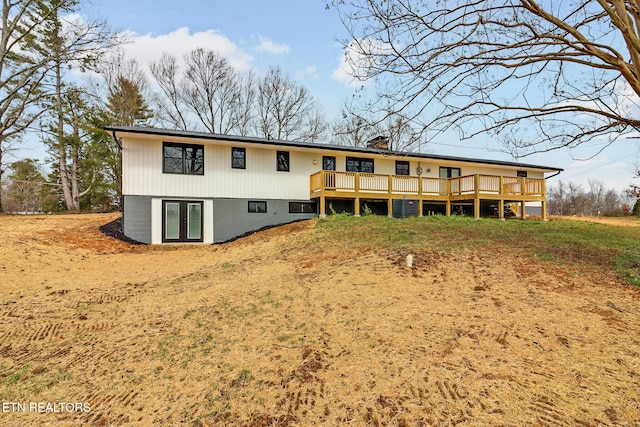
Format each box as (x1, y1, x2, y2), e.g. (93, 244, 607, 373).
(0, 214, 638, 426)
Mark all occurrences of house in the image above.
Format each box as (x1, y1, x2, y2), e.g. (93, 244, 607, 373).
(105, 126, 563, 244)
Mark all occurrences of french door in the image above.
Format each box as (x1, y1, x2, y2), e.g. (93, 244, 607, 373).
(439, 167, 461, 195)
(162, 200, 203, 243)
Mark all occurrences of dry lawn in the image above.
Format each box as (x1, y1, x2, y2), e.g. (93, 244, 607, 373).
(0, 213, 639, 426)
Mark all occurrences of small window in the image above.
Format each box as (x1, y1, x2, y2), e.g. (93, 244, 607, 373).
(517, 170, 528, 178)
(232, 147, 246, 169)
(163, 142, 204, 175)
(322, 156, 336, 171)
(346, 157, 374, 173)
(396, 161, 410, 176)
(248, 201, 267, 213)
(289, 202, 317, 214)
(277, 151, 290, 172)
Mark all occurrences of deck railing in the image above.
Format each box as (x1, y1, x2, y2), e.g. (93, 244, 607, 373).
(310, 171, 545, 198)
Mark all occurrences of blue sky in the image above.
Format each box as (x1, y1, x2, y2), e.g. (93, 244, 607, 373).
(15, 0, 640, 194)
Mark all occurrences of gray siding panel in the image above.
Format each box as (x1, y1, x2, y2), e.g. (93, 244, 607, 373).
(213, 198, 316, 243)
(123, 195, 152, 244)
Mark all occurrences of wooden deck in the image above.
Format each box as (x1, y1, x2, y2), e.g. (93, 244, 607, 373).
(310, 171, 547, 219)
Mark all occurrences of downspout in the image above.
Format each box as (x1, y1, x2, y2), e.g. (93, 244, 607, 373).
(110, 130, 124, 217)
(111, 130, 122, 150)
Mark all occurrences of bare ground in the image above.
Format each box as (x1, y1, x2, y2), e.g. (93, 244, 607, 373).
(0, 213, 639, 426)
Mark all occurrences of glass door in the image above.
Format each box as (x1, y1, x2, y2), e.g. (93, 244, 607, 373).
(163, 200, 203, 242)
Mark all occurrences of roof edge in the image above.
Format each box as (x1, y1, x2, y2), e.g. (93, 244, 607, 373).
(105, 126, 564, 172)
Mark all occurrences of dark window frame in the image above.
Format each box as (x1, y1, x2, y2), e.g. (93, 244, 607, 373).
(395, 160, 410, 176)
(517, 170, 528, 178)
(346, 156, 375, 173)
(439, 166, 461, 178)
(322, 156, 336, 171)
(232, 147, 246, 169)
(248, 201, 267, 213)
(276, 151, 290, 172)
(289, 201, 317, 214)
(161, 200, 204, 243)
(163, 142, 204, 175)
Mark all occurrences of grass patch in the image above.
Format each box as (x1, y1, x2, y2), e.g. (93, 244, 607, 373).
(315, 215, 640, 286)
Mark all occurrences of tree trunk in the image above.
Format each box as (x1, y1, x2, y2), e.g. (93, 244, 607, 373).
(0, 145, 4, 213)
(55, 61, 75, 211)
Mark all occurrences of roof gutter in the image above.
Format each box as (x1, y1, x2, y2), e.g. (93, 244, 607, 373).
(545, 170, 562, 180)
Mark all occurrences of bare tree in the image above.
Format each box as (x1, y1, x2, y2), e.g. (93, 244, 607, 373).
(149, 52, 191, 130)
(331, 96, 421, 150)
(331, 0, 640, 157)
(628, 163, 640, 199)
(588, 179, 606, 216)
(548, 179, 627, 216)
(182, 49, 244, 134)
(256, 67, 328, 141)
(150, 49, 254, 134)
(331, 95, 381, 147)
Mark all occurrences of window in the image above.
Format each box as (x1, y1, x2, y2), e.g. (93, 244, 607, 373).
(289, 202, 317, 214)
(163, 142, 204, 175)
(439, 167, 461, 178)
(232, 147, 246, 169)
(277, 151, 290, 172)
(396, 161, 410, 176)
(322, 156, 336, 171)
(248, 201, 267, 213)
(517, 170, 528, 178)
(346, 157, 374, 173)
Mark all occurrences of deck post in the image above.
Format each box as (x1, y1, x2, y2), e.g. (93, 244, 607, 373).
(354, 173, 361, 216)
(446, 200, 451, 216)
(498, 199, 504, 219)
(520, 201, 526, 219)
(474, 174, 481, 219)
(319, 194, 326, 217)
(542, 179, 547, 220)
(387, 198, 393, 217)
(417, 177, 423, 217)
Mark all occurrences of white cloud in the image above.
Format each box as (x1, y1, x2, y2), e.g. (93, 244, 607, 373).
(296, 65, 318, 80)
(332, 38, 389, 87)
(254, 36, 290, 55)
(122, 27, 253, 72)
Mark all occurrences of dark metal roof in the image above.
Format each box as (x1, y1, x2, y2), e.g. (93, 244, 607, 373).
(105, 126, 564, 172)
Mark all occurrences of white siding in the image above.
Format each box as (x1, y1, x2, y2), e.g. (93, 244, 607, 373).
(122, 134, 547, 200)
(123, 137, 323, 200)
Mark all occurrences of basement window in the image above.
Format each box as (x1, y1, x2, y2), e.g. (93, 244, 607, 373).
(248, 201, 267, 213)
(289, 202, 317, 214)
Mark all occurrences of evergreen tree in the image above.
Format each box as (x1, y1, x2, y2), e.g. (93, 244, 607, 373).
(0, 0, 79, 212)
(4, 159, 46, 212)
